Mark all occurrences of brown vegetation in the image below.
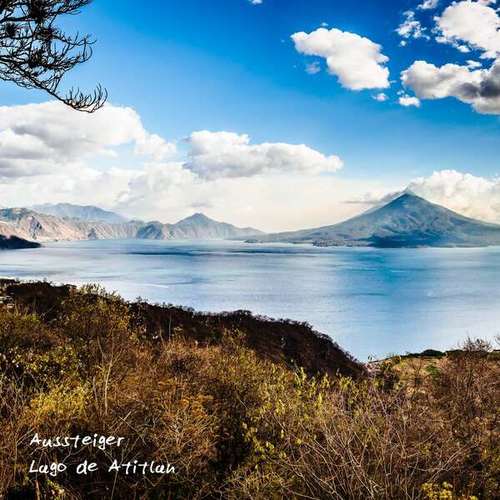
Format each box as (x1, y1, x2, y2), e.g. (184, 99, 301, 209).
(0, 279, 364, 379)
(0, 282, 498, 499)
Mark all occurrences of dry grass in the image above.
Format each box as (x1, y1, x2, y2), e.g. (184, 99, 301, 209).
(0, 285, 498, 499)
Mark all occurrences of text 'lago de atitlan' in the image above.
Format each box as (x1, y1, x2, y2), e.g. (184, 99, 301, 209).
(28, 433, 176, 477)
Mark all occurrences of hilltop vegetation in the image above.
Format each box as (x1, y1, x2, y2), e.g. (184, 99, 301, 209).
(0, 282, 498, 499)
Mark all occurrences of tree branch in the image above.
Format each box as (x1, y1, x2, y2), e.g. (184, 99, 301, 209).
(0, 0, 106, 112)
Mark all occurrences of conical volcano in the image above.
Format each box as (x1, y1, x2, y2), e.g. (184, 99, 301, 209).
(263, 193, 500, 248)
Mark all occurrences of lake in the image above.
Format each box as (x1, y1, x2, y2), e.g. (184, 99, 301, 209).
(1, 239, 499, 360)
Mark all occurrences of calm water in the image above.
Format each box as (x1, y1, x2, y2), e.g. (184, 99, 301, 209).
(1, 239, 499, 360)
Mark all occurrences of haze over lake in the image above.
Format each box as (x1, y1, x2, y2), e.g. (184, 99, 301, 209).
(1, 239, 499, 360)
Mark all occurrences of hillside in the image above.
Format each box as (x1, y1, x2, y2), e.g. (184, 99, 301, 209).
(0, 280, 497, 499)
(0, 279, 362, 379)
(259, 192, 500, 248)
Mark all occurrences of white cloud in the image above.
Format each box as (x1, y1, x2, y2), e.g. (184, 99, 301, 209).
(435, 1, 500, 58)
(0, 101, 176, 177)
(402, 61, 481, 100)
(401, 59, 500, 114)
(134, 133, 176, 161)
(0, 160, 380, 233)
(291, 27, 390, 90)
(399, 94, 421, 107)
(418, 0, 440, 9)
(0, 102, 353, 231)
(114, 162, 198, 218)
(467, 60, 483, 69)
(305, 61, 321, 74)
(397, 11, 429, 43)
(408, 170, 500, 223)
(113, 169, 387, 232)
(183, 130, 343, 180)
(373, 92, 389, 102)
(0, 166, 139, 212)
(249, 0, 262, 4)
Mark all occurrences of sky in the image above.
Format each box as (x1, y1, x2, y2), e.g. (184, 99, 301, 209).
(1, 0, 500, 231)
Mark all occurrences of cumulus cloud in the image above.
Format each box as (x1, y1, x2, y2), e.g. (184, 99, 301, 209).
(418, 0, 440, 9)
(397, 11, 429, 43)
(134, 133, 176, 161)
(112, 168, 386, 232)
(401, 59, 500, 114)
(305, 61, 321, 74)
(435, 0, 500, 58)
(399, 94, 421, 107)
(0, 166, 139, 212)
(0, 101, 176, 177)
(291, 27, 390, 90)
(408, 170, 500, 223)
(0, 159, 380, 233)
(0, 101, 354, 230)
(467, 60, 483, 69)
(114, 162, 199, 218)
(373, 92, 389, 102)
(183, 130, 343, 180)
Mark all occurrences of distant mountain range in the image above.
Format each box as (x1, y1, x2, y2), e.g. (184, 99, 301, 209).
(4, 194, 500, 250)
(31, 203, 129, 224)
(136, 213, 263, 240)
(251, 192, 500, 248)
(0, 205, 263, 245)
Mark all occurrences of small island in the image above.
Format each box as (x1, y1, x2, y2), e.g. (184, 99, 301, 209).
(0, 235, 41, 250)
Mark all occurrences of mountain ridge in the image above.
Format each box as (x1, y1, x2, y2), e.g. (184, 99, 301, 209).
(0, 207, 263, 243)
(254, 193, 500, 248)
(5, 194, 500, 248)
(31, 203, 128, 224)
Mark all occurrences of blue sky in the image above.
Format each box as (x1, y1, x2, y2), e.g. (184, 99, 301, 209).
(1, 0, 500, 230)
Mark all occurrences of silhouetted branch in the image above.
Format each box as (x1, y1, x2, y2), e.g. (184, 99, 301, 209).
(0, 0, 106, 112)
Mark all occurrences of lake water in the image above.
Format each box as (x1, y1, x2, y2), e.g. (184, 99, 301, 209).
(1, 239, 499, 360)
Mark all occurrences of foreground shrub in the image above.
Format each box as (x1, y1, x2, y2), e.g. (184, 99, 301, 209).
(0, 286, 498, 499)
